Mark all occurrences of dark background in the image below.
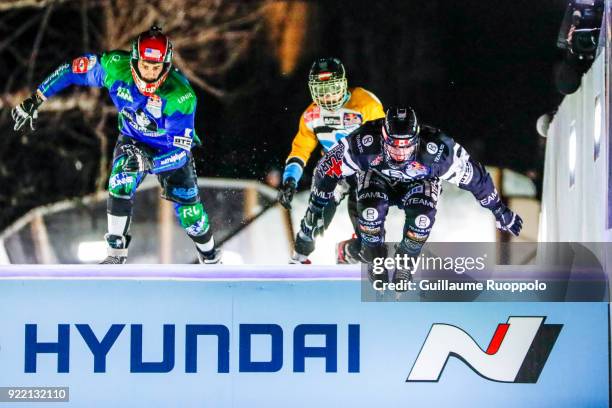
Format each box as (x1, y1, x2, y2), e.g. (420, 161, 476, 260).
(0, 0, 568, 230)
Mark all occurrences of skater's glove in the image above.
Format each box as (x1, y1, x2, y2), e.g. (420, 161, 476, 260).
(492, 204, 523, 237)
(12, 91, 44, 133)
(121, 144, 153, 173)
(278, 178, 297, 209)
(301, 201, 325, 239)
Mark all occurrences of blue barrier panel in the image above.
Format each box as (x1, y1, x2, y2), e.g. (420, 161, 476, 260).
(0, 265, 608, 407)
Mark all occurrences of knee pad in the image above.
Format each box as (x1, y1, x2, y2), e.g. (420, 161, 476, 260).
(405, 204, 437, 235)
(403, 204, 437, 255)
(357, 190, 388, 245)
(108, 156, 140, 199)
(175, 202, 210, 237)
(322, 200, 338, 230)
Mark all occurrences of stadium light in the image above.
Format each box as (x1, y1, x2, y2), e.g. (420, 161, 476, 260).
(569, 125, 577, 187)
(594, 95, 601, 160)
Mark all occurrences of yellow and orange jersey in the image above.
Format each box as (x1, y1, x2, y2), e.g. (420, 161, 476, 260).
(283, 87, 384, 182)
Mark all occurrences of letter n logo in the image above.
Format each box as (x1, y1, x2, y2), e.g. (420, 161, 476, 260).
(407, 316, 562, 383)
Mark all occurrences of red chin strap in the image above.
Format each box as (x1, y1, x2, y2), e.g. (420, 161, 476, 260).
(130, 64, 170, 97)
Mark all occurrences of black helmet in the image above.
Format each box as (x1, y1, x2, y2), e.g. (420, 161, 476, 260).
(308, 57, 348, 111)
(382, 107, 420, 164)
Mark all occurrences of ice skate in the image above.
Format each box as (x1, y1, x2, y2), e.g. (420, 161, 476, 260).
(99, 234, 130, 264)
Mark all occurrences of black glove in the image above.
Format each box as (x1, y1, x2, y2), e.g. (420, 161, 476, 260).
(300, 200, 325, 239)
(120, 144, 153, 173)
(493, 204, 523, 237)
(12, 92, 44, 132)
(278, 178, 297, 209)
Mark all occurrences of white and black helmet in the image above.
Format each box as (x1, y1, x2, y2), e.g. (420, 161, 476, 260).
(308, 57, 349, 111)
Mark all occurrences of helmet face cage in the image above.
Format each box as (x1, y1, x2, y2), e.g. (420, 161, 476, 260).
(308, 58, 348, 111)
(382, 126, 418, 163)
(382, 107, 420, 164)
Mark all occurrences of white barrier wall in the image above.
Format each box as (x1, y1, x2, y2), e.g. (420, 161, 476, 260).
(0, 265, 607, 407)
(540, 52, 608, 242)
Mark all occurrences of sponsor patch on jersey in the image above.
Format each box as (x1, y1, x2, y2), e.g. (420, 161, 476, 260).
(40, 63, 70, 93)
(407, 184, 424, 197)
(480, 190, 499, 207)
(343, 112, 362, 126)
(408, 161, 428, 172)
(149, 94, 162, 105)
(171, 187, 197, 200)
(120, 107, 161, 137)
(320, 143, 345, 178)
(415, 214, 431, 229)
(426, 142, 438, 155)
(135, 110, 151, 128)
(303, 106, 321, 123)
(173, 136, 192, 150)
(109, 173, 134, 189)
(404, 197, 436, 209)
(312, 186, 334, 200)
(146, 95, 162, 118)
(362, 135, 374, 147)
(362, 207, 379, 222)
(459, 161, 474, 185)
(323, 116, 342, 126)
(358, 191, 388, 201)
(359, 224, 381, 235)
(381, 161, 429, 181)
(72, 56, 94, 73)
(434, 145, 445, 162)
(362, 234, 381, 243)
(324, 157, 343, 178)
(178, 92, 194, 104)
(117, 87, 133, 102)
(160, 150, 187, 166)
(406, 230, 429, 241)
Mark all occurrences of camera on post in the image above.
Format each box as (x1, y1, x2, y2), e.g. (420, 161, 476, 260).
(558, 0, 603, 59)
(554, 0, 604, 94)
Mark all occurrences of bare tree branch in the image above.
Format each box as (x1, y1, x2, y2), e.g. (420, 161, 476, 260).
(26, 1, 54, 86)
(0, 0, 282, 228)
(0, 14, 41, 54)
(100, 0, 268, 95)
(0, 0, 71, 11)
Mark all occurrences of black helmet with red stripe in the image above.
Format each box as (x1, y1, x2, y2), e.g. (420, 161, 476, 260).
(382, 107, 420, 166)
(130, 26, 173, 96)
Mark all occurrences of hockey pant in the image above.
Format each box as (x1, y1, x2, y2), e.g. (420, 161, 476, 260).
(106, 139, 214, 249)
(295, 175, 359, 257)
(357, 170, 441, 263)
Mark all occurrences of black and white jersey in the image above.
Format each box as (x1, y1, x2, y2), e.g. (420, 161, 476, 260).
(312, 118, 500, 210)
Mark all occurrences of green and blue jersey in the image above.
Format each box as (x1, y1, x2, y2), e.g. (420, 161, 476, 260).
(37, 50, 199, 173)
